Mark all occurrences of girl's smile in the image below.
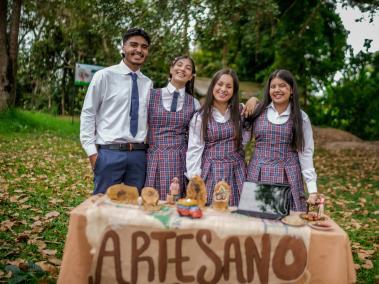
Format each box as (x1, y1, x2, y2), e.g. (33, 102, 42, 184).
(269, 77, 292, 109)
(213, 74, 234, 105)
(170, 58, 193, 88)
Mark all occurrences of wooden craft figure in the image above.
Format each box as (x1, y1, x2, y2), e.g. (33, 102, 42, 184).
(211, 180, 231, 211)
(106, 184, 138, 204)
(166, 177, 181, 205)
(186, 175, 207, 208)
(141, 187, 160, 211)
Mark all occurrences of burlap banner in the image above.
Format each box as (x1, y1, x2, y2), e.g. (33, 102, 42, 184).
(88, 225, 308, 284)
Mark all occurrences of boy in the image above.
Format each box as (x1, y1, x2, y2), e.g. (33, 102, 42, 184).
(80, 28, 152, 194)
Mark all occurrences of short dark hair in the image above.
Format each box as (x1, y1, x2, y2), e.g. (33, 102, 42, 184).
(123, 28, 151, 45)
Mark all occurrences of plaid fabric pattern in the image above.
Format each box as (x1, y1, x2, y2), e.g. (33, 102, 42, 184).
(246, 109, 306, 211)
(201, 106, 246, 206)
(145, 89, 196, 200)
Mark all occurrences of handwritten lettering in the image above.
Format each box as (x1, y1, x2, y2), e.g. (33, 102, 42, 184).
(245, 234, 270, 284)
(90, 228, 307, 283)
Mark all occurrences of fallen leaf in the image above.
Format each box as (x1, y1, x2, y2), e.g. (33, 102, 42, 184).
(357, 249, 374, 260)
(18, 197, 29, 204)
(48, 257, 62, 265)
(361, 260, 373, 269)
(351, 219, 362, 229)
(31, 226, 44, 233)
(42, 249, 57, 256)
(0, 220, 15, 231)
(9, 196, 19, 202)
(31, 220, 43, 228)
(28, 239, 47, 250)
(49, 198, 63, 205)
(35, 261, 58, 276)
(44, 211, 60, 219)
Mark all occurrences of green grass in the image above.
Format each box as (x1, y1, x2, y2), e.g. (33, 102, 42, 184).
(0, 108, 79, 138)
(0, 109, 378, 283)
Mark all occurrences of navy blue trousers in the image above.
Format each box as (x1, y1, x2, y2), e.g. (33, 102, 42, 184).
(92, 148, 147, 195)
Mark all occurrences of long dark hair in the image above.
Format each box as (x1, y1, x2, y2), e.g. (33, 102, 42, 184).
(200, 68, 242, 149)
(245, 69, 304, 151)
(169, 55, 196, 95)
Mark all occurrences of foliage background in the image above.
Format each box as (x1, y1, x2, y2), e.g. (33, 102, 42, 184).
(3, 0, 377, 139)
(0, 0, 378, 282)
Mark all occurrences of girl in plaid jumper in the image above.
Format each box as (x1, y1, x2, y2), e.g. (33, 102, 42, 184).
(186, 69, 247, 206)
(145, 56, 200, 200)
(244, 69, 318, 211)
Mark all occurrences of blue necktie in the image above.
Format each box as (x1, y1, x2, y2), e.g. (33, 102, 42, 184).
(170, 91, 179, 112)
(129, 73, 139, 137)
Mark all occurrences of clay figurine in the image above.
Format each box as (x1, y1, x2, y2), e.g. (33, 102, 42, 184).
(211, 180, 231, 211)
(166, 177, 180, 205)
(141, 187, 160, 211)
(186, 175, 207, 208)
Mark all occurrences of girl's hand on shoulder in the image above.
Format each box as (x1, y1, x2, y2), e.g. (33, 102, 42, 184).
(242, 97, 259, 118)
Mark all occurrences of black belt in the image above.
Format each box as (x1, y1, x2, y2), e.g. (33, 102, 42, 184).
(98, 143, 149, 151)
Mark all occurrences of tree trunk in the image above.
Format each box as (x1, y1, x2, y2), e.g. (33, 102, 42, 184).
(61, 66, 66, 115)
(0, 0, 21, 111)
(222, 43, 228, 68)
(0, 0, 9, 111)
(8, 0, 22, 106)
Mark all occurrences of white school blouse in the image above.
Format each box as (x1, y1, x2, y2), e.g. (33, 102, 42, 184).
(186, 105, 249, 179)
(263, 102, 317, 193)
(160, 82, 200, 112)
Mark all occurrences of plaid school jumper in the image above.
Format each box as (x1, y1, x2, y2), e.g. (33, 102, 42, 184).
(246, 109, 307, 211)
(201, 107, 246, 206)
(145, 89, 196, 200)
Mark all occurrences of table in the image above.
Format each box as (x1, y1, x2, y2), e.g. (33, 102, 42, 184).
(58, 197, 356, 284)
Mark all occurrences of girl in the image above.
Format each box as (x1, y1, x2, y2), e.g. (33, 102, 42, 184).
(244, 69, 318, 211)
(186, 68, 247, 206)
(145, 56, 200, 200)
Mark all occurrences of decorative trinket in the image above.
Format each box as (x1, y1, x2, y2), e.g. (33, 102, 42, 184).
(211, 180, 230, 211)
(166, 177, 180, 205)
(186, 176, 207, 208)
(141, 187, 161, 211)
(106, 184, 139, 204)
(176, 198, 202, 219)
